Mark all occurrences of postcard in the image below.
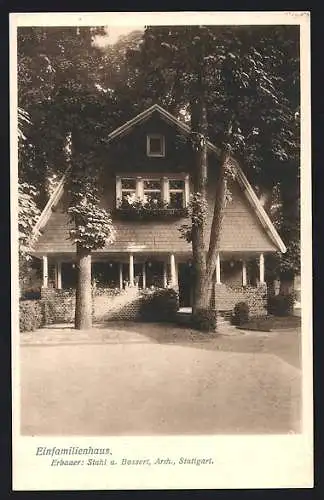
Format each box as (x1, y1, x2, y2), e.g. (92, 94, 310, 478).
(11, 11, 313, 490)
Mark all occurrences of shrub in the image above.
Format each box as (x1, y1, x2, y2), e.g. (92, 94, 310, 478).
(21, 288, 41, 300)
(191, 309, 217, 332)
(267, 293, 294, 316)
(139, 288, 179, 322)
(19, 300, 44, 332)
(232, 301, 249, 326)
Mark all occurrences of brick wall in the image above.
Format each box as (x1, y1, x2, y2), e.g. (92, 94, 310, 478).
(41, 288, 75, 324)
(93, 287, 142, 321)
(214, 283, 267, 317)
(40, 286, 142, 324)
(40, 282, 267, 325)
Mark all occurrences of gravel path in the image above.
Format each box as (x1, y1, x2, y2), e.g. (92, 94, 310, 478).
(20, 323, 301, 436)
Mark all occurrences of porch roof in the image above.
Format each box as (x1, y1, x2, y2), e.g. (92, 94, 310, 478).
(32, 208, 278, 257)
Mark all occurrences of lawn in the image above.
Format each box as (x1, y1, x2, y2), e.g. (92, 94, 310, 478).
(238, 315, 301, 332)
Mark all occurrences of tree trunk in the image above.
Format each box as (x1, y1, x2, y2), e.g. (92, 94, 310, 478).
(205, 150, 228, 296)
(190, 92, 209, 317)
(189, 93, 230, 317)
(75, 243, 92, 330)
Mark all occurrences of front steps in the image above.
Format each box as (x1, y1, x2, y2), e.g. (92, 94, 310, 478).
(217, 311, 240, 335)
(176, 308, 239, 335)
(94, 286, 140, 322)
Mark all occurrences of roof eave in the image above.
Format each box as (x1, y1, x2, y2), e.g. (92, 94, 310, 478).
(234, 164, 287, 253)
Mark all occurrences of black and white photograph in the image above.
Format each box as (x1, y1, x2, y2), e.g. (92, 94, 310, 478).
(11, 12, 312, 490)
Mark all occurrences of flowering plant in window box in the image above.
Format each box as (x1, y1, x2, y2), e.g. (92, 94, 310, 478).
(115, 196, 188, 218)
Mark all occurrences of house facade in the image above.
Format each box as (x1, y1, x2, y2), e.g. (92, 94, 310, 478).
(31, 105, 286, 322)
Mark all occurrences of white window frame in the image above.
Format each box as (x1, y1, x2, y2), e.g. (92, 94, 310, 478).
(143, 178, 163, 204)
(116, 174, 189, 208)
(146, 134, 165, 157)
(116, 176, 137, 207)
(168, 178, 188, 209)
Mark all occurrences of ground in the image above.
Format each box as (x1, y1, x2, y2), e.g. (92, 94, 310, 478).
(20, 322, 301, 435)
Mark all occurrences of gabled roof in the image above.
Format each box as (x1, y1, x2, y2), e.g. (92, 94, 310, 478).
(107, 103, 221, 155)
(32, 104, 286, 253)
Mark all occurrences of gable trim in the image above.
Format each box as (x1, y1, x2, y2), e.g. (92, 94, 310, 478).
(32, 166, 71, 236)
(234, 165, 286, 253)
(108, 104, 222, 155)
(32, 104, 286, 253)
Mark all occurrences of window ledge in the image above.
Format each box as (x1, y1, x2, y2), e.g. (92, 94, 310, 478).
(114, 206, 188, 219)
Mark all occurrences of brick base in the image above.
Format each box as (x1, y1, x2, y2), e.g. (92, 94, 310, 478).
(40, 287, 143, 324)
(40, 282, 268, 325)
(214, 283, 267, 317)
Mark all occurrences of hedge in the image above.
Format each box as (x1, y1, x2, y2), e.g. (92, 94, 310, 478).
(20, 300, 44, 332)
(232, 301, 250, 326)
(267, 294, 294, 316)
(139, 288, 179, 322)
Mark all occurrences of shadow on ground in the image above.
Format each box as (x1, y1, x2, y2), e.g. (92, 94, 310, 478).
(94, 321, 301, 369)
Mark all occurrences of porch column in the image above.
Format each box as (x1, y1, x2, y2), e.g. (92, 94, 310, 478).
(119, 263, 123, 290)
(216, 252, 221, 284)
(162, 176, 169, 204)
(242, 260, 247, 286)
(259, 253, 265, 283)
(56, 261, 62, 289)
(170, 254, 177, 287)
(142, 262, 146, 289)
(42, 255, 48, 288)
(163, 261, 168, 288)
(129, 253, 134, 286)
(184, 175, 190, 206)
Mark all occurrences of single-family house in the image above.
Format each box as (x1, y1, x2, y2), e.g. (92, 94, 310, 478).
(31, 104, 286, 323)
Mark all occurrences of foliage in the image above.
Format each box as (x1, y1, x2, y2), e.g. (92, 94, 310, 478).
(267, 293, 294, 316)
(139, 288, 179, 322)
(18, 182, 40, 259)
(17, 27, 132, 205)
(129, 25, 300, 282)
(179, 184, 233, 243)
(232, 301, 250, 326)
(68, 201, 115, 251)
(191, 308, 217, 332)
(178, 192, 208, 242)
(128, 25, 299, 155)
(116, 196, 187, 219)
(18, 107, 31, 140)
(19, 300, 44, 332)
(18, 106, 41, 293)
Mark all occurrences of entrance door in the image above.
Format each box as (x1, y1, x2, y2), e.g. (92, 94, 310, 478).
(178, 262, 193, 307)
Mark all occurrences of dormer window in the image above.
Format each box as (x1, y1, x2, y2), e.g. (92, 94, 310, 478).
(116, 174, 189, 210)
(147, 134, 165, 157)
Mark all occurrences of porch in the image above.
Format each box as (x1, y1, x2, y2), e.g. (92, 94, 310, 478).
(40, 251, 266, 291)
(38, 251, 268, 321)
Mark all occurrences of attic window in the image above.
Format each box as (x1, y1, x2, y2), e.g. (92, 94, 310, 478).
(147, 134, 165, 157)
